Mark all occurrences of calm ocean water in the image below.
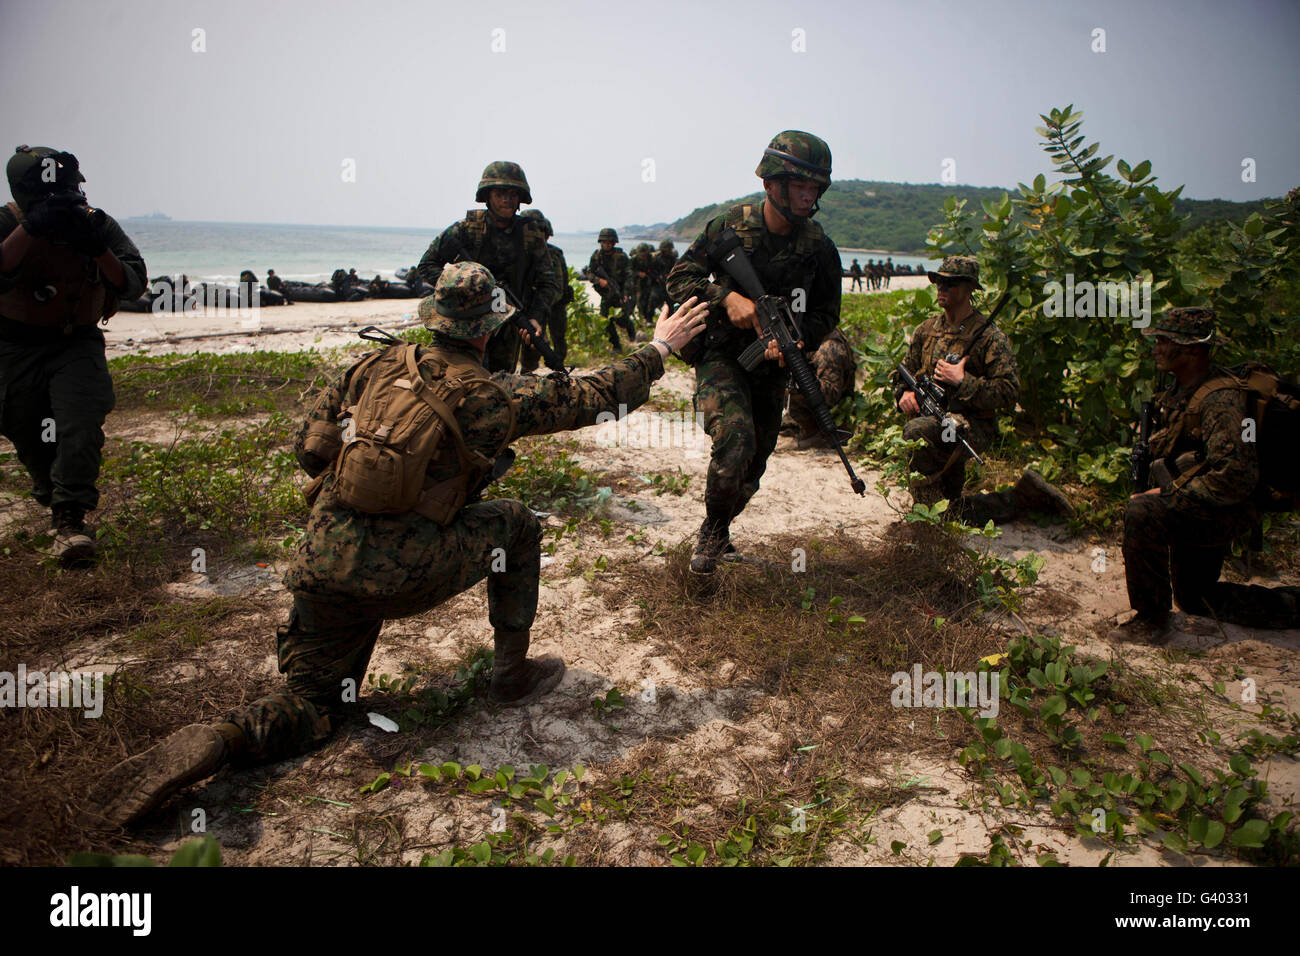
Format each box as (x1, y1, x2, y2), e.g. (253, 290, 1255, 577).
(122, 220, 935, 285)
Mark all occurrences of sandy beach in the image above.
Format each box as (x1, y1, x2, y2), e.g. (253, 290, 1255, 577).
(105, 276, 930, 357)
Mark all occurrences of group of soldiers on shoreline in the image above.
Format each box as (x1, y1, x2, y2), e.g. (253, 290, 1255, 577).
(848, 256, 914, 291)
(0, 137, 1295, 831)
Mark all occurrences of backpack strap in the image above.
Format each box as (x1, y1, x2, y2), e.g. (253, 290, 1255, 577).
(406, 346, 517, 520)
(1165, 371, 1251, 492)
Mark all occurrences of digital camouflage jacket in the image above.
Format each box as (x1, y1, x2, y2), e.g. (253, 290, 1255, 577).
(1149, 367, 1258, 519)
(894, 308, 1019, 421)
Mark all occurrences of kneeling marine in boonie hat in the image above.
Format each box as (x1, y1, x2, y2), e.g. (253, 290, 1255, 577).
(927, 255, 982, 289)
(417, 262, 515, 339)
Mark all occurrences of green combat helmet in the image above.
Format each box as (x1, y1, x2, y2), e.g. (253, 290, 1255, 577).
(658, 239, 675, 253)
(7, 144, 85, 212)
(755, 130, 832, 224)
(598, 227, 618, 244)
(520, 208, 553, 237)
(475, 161, 532, 204)
(417, 262, 514, 339)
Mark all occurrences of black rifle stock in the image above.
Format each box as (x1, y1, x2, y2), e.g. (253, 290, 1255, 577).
(708, 227, 866, 496)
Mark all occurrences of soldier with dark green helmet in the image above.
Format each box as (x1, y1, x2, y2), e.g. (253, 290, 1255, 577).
(88, 263, 711, 828)
(849, 258, 863, 292)
(588, 227, 637, 351)
(666, 130, 843, 574)
(518, 209, 572, 374)
(0, 145, 147, 566)
(417, 161, 559, 374)
(648, 239, 677, 318)
(629, 242, 656, 323)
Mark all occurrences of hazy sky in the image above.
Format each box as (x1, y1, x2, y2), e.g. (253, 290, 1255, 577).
(1, 0, 1296, 231)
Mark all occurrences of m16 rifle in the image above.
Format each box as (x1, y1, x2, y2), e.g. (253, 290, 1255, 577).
(708, 227, 866, 496)
(895, 361, 985, 465)
(588, 261, 634, 312)
(1131, 400, 1154, 491)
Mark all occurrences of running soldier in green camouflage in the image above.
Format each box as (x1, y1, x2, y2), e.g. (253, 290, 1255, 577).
(417, 162, 558, 374)
(1111, 308, 1299, 642)
(0, 146, 148, 566)
(647, 239, 677, 317)
(518, 210, 572, 373)
(588, 228, 636, 350)
(780, 326, 857, 449)
(892, 256, 1070, 525)
(89, 263, 709, 827)
(629, 242, 656, 323)
(667, 130, 842, 574)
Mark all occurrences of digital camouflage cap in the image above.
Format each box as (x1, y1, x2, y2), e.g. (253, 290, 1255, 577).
(475, 161, 532, 205)
(520, 208, 552, 237)
(6, 145, 85, 212)
(1142, 307, 1217, 346)
(755, 131, 832, 194)
(927, 255, 982, 290)
(598, 228, 618, 243)
(417, 262, 514, 339)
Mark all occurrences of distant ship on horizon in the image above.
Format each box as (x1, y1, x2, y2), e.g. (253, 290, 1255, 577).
(127, 211, 172, 221)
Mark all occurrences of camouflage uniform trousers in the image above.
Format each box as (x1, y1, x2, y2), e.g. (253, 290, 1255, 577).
(519, 303, 568, 373)
(221, 492, 542, 764)
(0, 327, 115, 512)
(696, 354, 787, 526)
(1123, 493, 1299, 629)
(599, 294, 636, 348)
(786, 333, 856, 439)
(645, 281, 669, 322)
(902, 414, 1015, 522)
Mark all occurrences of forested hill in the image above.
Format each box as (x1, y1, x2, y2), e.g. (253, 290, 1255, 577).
(641, 180, 1274, 253)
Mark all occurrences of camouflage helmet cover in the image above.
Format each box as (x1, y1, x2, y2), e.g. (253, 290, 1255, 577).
(7, 144, 85, 212)
(755, 131, 832, 194)
(475, 161, 532, 205)
(927, 255, 982, 290)
(658, 239, 675, 253)
(598, 228, 618, 244)
(1142, 307, 1217, 346)
(418, 262, 514, 339)
(520, 208, 553, 237)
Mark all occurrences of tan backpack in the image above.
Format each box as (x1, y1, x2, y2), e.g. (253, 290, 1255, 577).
(304, 342, 515, 524)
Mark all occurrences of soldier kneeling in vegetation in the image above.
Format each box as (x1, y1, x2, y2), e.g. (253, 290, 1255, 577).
(1111, 307, 1300, 643)
(892, 256, 1072, 525)
(88, 264, 708, 828)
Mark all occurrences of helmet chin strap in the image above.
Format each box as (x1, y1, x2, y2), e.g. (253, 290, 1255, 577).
(770, 178, 818, 226)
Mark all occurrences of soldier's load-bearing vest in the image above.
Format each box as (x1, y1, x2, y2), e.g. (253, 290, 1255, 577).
(1178, 362, 1300, 510)
(301, 343, 515, 523)
(0, 201, 114, 329)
